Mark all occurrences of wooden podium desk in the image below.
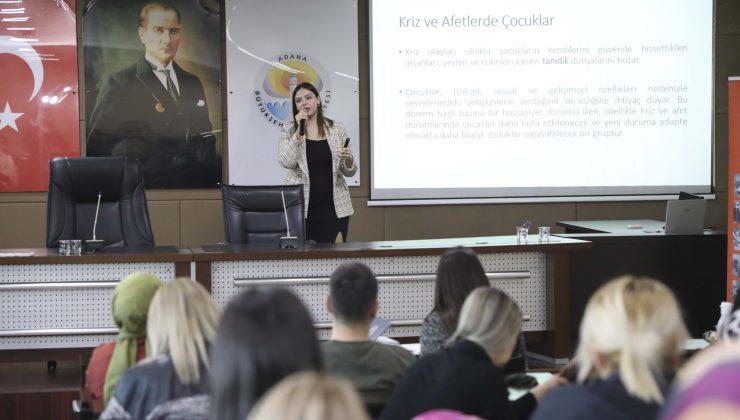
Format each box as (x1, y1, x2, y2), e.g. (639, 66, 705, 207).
(0, 247, 191, 362)
(192, 236, 591, 363)
(557, 220, 726, 340)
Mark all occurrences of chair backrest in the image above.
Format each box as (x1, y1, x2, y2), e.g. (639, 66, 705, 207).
(221, 184, 305, 245)
(46, 157, 155, 248)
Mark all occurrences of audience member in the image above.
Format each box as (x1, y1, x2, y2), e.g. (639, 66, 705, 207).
(85, 271, 162, 411)
(661, 340, 740, 420)
(421, 247, 527, 373)
(209, 288, 323, 420)
(100, 277, 219, 419)
(321, 262, 415, 410)
(382, 287, 564, 420)
(247, 371, 370, 420)
(531, 276, 689, 420)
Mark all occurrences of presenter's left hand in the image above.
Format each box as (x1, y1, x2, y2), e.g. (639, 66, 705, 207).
(338, 147, 353, 166)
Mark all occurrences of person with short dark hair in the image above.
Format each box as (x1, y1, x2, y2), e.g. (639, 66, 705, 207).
(87, 1, 219, 189)
(322, 262, 415, 408)
(209, 288, 322, 420)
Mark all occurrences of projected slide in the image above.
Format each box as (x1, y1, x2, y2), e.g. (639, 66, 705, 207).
(370, 0, 713, 202)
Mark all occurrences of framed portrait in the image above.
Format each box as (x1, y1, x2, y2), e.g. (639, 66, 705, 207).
(83, 0, 222, 189)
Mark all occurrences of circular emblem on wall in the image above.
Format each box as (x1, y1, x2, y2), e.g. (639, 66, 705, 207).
(254, 52, 332, 128)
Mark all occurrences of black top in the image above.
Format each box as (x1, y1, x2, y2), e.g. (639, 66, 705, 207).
(306, 139, 334, 217)
(380, 339, 537, 420)
(530, 372, 664, 420)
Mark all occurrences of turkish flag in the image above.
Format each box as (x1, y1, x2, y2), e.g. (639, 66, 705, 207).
(0, 0, 79, 192)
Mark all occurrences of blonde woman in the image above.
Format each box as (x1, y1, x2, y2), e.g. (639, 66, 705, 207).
(531, 276, 689, 420)
(100, 277, 220, 419)
(247, 371, 369, 420)
(382, 287, 564, 420)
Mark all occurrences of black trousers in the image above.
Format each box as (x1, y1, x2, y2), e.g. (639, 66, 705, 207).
(306, 209, 349, 243)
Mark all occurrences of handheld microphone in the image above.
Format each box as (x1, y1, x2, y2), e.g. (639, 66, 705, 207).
(85, 191, 104, 252)
(279, 189, 299, 249)
(298, 107, 309, 136)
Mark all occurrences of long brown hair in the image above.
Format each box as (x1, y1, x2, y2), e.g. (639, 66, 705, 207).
(291, 82, 333, 138)
(432, 247, 490, 331)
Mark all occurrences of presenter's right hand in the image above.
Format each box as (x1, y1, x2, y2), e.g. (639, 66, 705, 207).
(294, 109, 308, 140)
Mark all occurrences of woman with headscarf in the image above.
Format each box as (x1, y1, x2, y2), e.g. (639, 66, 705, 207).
(84, 271, 162, 412)
(100, 277, 220, 419)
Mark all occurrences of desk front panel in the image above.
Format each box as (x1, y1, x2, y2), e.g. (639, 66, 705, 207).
(0, 262, 179, 350)
(210, 252, 547, 339)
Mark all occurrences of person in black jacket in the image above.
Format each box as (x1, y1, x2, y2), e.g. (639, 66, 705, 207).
(381, 287, 565, 420)
(531, 276, 689, 420)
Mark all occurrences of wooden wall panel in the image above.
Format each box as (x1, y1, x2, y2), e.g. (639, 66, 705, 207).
(148, 201, 181, 247)
(180, 200, 224, 247)
(0, 203, 46, 248)
(385, 203, 575, 240)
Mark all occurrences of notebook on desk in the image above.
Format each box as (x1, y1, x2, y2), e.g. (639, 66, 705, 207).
(664, 199, 706, 234)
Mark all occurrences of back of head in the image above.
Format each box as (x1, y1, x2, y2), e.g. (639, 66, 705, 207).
(450, 286, 522, 355)
(329, 262, 378, 326)
(112, 271, 162, 335)
(147, 277, 219, 384)
(104, 271, 162, 403)
(433, 247, 489, 331)
(575, 276, 688, 403)
(247, 372, 369, 420)
(210, 288, 322, 420)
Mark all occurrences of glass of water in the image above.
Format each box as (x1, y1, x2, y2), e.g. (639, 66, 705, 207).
(516, 227, 528, 242)
(70, 239, 83, 255)
(58, 240, 70, 255)
(539, 226, 551, 242)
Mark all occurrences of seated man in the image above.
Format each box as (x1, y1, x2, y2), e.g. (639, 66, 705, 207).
(322, 262, 415, 406)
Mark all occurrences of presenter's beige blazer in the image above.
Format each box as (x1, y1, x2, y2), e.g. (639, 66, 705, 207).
(278, 121, 357, 218)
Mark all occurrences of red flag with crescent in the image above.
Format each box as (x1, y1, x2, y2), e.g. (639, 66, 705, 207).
(0, 0, 79, 192)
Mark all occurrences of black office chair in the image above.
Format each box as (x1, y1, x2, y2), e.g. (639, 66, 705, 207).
(221, 184, 305, 245)
(46, 157, 155, 248)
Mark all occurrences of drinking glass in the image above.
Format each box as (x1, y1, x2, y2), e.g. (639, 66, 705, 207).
(70, 240, 82, 255)
(539, 227, 551, 242)
(58, 240, 70, 256)
(516, 227, 528, 242)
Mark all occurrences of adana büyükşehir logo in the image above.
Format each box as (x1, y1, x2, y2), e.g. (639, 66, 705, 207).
(254, 53, 332, 128)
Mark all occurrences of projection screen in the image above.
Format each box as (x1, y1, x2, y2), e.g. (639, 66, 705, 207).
(369, 0, 713, 203)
